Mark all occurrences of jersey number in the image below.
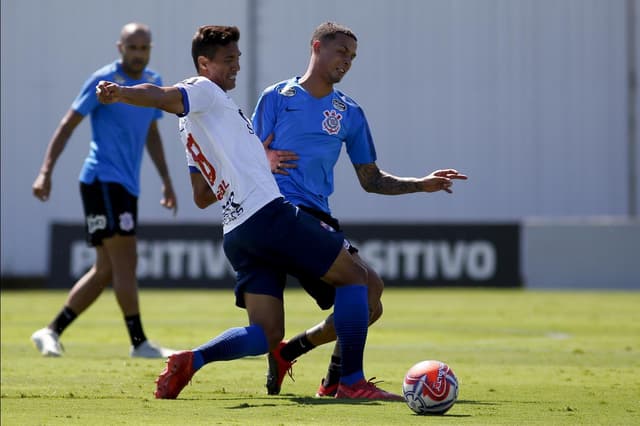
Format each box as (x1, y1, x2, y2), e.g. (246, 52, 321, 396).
(186, 133, 229, 201)
(186, 133, 216, 186)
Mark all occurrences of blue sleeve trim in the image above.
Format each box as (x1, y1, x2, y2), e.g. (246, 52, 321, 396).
(189, 166, 201, 174)
(176, 87, 189, 117)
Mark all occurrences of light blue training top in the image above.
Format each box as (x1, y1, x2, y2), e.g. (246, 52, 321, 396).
(73, 60, 162, 196)
(252, 77, 376, 215)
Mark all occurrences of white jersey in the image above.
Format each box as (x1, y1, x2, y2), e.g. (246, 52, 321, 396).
(175, 76, 281, 233)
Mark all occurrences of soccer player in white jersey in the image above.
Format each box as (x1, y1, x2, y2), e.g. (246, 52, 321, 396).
(95, 25, 410, 400)
(252, 22, 468, 397)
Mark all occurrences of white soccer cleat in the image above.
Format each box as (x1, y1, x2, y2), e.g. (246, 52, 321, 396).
(31, 327, 63, 357)
(130, 340, 178, 359)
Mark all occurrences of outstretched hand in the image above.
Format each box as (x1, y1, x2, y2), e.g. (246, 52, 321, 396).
(262, 134, 299, 175)
(95, 81, 121, 104)
(422, 169, 468, 193)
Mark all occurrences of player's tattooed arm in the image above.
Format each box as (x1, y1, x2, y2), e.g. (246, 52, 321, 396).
(354, 163, 467, 195)
(354, 163, 424, 195)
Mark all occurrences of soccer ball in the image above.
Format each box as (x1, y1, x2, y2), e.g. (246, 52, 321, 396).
(402, 360, 459, 415)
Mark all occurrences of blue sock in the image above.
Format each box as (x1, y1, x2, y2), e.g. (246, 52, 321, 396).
(333, 284, 368, 385)
(191, 325, 268, 371)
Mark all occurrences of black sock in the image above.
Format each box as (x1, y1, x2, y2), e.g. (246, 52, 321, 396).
(323, 353, 342, 387)
(280, 332, 315, 361)
(124, 314, 147, 348)
(51, 306, 78, 335)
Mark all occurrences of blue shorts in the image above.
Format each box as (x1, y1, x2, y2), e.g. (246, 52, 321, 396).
(223, 198, 344, 308)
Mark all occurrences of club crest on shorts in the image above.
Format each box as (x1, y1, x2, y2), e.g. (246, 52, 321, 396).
(119, 212, 135, 232)
(322, 110, 342, 135)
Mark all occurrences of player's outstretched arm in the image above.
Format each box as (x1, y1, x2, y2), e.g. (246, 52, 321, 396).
(354, 163, 468, 195)
(95, 81, 185, 115)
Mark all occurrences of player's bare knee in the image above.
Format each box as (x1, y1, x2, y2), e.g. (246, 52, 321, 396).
(324, 246, 368, 285)
(92, 264, 113, 286)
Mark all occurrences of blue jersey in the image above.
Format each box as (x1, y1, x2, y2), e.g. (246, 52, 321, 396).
(252, 77, 376, 214)
(73, 60, 163, 196)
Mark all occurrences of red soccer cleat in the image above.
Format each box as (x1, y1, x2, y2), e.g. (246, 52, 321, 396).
(154, 350, 195, 399)
(315, 378, 339, 397)
(335, 378, 404, 401)
(266, 341, 295, 395)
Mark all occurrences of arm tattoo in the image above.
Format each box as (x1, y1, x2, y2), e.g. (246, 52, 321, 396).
(354, 163, 422, 195)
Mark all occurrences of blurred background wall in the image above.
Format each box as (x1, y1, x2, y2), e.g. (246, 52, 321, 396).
(2, 0, 639, 286)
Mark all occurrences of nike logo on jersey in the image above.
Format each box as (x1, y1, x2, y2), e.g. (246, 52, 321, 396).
(285, 107, 301, 112)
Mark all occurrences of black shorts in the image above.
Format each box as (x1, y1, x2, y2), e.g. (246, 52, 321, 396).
(80, 180, 138, 247)
(296, 205, 358, 310)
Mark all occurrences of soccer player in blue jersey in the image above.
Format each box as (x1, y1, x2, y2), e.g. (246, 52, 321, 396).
(31, 22, 177, 359)
(252, 22, 468, 396)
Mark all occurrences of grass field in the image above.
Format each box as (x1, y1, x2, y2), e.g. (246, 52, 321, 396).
(1, 288, 638, 425)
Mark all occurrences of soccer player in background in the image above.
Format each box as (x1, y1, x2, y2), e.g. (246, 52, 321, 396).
(251, 22, 468, 396)
(31, 22, 178, 358)
(95, 24, 404, 400)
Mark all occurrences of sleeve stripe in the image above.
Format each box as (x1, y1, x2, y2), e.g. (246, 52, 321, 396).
(176, 86, 189, 117)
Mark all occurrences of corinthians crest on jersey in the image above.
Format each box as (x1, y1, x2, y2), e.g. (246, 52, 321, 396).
(322, 109, 342, 135)
(320, 97, 348, 135)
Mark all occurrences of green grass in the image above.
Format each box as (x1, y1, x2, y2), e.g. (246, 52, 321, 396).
(1, 288, 639, 425)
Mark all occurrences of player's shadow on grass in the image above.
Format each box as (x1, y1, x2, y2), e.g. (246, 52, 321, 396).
(225, 396, 485, 408)
(183, 395, 490, 408)
(221, 395, 476, 419)
(223, 396, 384, 408)
(223, 397, 485, 417)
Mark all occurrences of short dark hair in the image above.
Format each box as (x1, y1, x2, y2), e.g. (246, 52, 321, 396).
(310, 22, 357, 45)
(191, 25, 240, 70)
